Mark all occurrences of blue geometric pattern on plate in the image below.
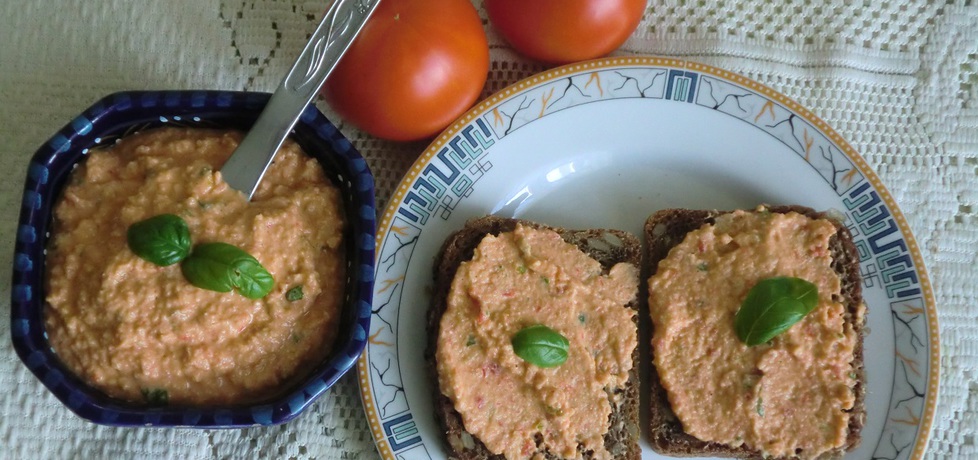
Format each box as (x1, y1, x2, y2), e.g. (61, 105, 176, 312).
(360, 58, 937, 460)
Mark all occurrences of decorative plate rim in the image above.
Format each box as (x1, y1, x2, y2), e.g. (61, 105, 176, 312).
(357, 56, 939, 459)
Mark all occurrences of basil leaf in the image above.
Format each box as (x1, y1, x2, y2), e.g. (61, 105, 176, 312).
(229, 255, 275, 299)
(180, 242, 274, 299)
(511, 324, 569, 368)
(735, 276, 819, 346)
(127, 214, 191, 266)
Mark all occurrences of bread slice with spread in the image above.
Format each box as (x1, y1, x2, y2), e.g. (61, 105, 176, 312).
(645, 205, 866, 460)
(426, 216, 642, 460)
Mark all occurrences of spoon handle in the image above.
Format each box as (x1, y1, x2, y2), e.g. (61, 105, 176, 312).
(221, 0, 379, 200)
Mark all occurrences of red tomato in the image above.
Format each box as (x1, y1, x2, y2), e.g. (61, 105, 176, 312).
(486, 0, 646, 64)
(322, 0, 489, 141)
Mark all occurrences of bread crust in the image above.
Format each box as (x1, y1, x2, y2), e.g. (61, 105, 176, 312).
(644, 206, 866, 460)
(426, 216, 642, 460)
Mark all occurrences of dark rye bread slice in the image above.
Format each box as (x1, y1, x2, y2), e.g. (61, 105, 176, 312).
(425, 215, 642, 460)
(644, 205, 867, 460)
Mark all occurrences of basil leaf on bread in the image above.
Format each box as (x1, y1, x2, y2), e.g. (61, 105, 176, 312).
(734, 276, 819, 346)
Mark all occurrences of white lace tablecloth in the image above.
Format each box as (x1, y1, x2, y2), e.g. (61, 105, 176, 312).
(1, 1, 975, 458)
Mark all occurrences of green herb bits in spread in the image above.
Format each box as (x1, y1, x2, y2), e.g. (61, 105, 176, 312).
(141, 388, 169, 406)
(734, 276, 819, 346)
(511, 324, 569, 368)
(127, 214, 192, 266)
(286, 285, 304, 302)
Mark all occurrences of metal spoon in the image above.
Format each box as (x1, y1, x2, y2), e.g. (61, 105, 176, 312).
(221, 0, 380, 200)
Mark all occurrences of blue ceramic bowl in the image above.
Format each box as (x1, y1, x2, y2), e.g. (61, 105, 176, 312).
(11, 90, 375, 427)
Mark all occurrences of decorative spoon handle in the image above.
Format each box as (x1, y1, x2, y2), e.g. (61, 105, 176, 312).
(221, 0, 379, 200)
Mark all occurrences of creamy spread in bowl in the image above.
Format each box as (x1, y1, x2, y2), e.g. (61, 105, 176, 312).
(45, 127, 346, 406)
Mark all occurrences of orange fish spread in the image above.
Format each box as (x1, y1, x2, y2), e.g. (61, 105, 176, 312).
(648, 209, 860, 459)
(437, 225, 637, 460)
(45, 127, 346, 406)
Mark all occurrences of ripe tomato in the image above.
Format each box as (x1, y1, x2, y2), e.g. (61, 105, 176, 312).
(322, 0, 489, 141)
(486, 0, 646, 64)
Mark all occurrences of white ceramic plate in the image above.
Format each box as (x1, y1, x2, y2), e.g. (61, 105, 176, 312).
(358, 57, 939, 460)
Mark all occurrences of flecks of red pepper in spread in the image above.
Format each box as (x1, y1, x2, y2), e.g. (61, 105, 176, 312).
(648, 209, 859, 459)
(45, 128, 345, 405)
(437, 225, 637, 460)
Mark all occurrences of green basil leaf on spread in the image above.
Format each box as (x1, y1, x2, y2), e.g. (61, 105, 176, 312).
(285, 285, 304, 302)
(511, 325, 569, 368)
(734, 276, 819, 346)
(127, 214, 192, 266)
(180, 242, 274, 299)
(141, 388, 169, 406)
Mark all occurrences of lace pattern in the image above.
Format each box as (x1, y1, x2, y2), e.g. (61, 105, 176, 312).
(0, 1, 974, 458)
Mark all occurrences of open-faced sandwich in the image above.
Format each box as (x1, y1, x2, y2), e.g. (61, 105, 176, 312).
(645, 205, 866, 460)
(426, 216, 642, 460)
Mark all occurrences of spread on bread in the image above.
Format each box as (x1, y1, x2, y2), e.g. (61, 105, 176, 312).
(648, 208, 861, 459)
(436, 224, 638, 460)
